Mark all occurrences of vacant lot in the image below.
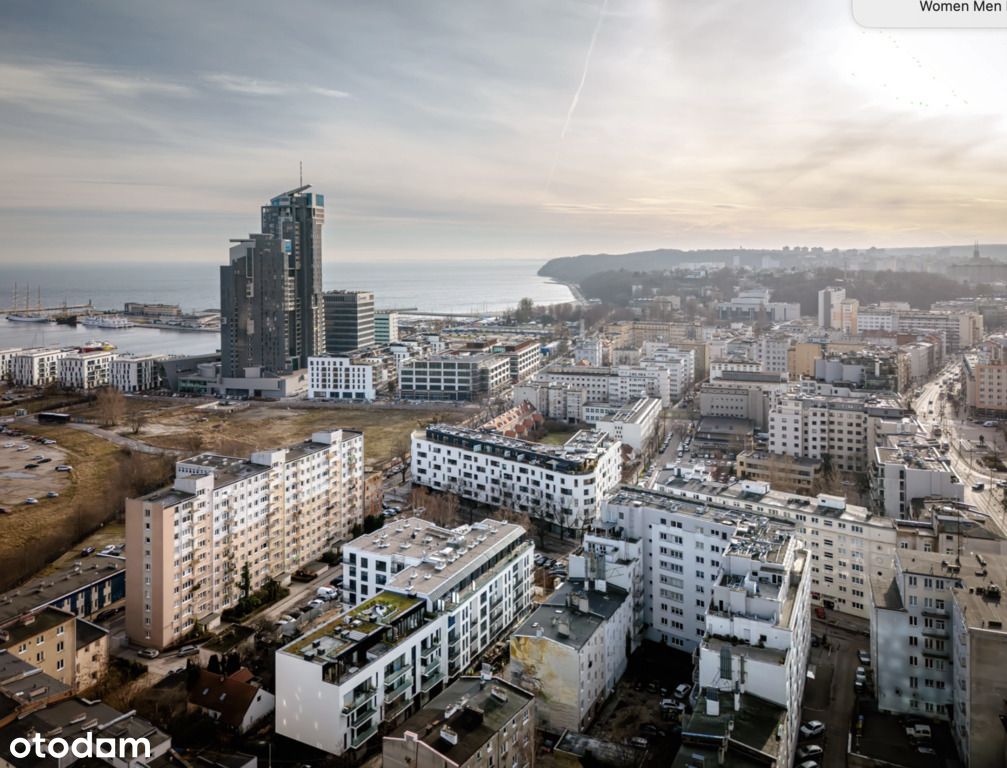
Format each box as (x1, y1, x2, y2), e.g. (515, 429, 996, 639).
(131, 402, 470, 464)
(0, 424, 124, 588)
(0, 439, 71, 508)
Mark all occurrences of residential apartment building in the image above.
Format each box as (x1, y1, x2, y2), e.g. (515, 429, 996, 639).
(125, 429, 364, 649)
(860, 307, 982, 353)
(754, 333, 793, 373)
(307, 354, 381, 401)
(593, 397, 662, 453)
(768, 392, 906, 473)
(527, 355, 691, 409)
(109, 354, 163, 392)
(383, 676, 534, 768)
(709, 358, 761, 381)
(872, 439, 965, 518)
(399, 354, 510, 402)
(573, 337, 604, 366)
(698, 370, 788, 431)
(374, 311, 399, 344)
(491, 339, 541, 383)
(58, 350, 115, 391)
(818, 287, 846, 329)
(0, 347, 21, 380)
(963, 335, 1007, 416)
(275, 519, 534, 755)
(835, 297, 859, 335)
(868, 546, 1007, 768)
(11, 348, 69, 387)
(695, 527, 811, 768)
(411, 426, 622, 534)
(324, 290, 375, 354)
(510, 581, 633, 731)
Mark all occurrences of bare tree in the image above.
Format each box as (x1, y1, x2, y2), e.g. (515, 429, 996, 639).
(95, 386, 125, 427)
(127, 409, 148, 435)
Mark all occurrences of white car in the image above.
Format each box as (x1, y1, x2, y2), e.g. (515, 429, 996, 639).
(674, 683, 691, 699)
(800, 721, 825, 739)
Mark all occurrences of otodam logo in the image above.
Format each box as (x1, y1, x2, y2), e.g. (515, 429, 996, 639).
(9, 732, 151, 760)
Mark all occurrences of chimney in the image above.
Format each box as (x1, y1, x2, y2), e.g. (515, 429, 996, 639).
(556, 617, 571, 638)
(578, 595, 590, 614)
(440, 726, 458, 746)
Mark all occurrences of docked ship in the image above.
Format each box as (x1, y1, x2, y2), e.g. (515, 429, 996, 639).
(79, 340, 116, 352)
(79, 314, 133, 329)
(6, 284, 49, 323)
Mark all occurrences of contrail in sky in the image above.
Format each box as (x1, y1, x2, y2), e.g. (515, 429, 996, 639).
(549, 0, 609, 188)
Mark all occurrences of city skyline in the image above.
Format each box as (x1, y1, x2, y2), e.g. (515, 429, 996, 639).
(1, 0, 1006, 265)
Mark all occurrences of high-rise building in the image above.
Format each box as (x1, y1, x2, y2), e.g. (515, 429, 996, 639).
(817, 286, 846, 329)
(220, 234, 293, 377)
(324, 290, 375, 354)
(374, 310, 399, 344)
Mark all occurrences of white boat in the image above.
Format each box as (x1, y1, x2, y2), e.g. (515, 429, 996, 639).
(80, 315, 133, 329)
(6, 313, 49, 323)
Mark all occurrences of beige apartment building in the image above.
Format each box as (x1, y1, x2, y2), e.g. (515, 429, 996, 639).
(126, 429, 364, 649)
(0, 607, 108, 691)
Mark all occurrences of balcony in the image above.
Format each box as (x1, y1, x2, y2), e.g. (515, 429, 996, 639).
(342, 686, 376, 715)
(385, 663, 412, 686)
(420, 644, 439, 662)
(385, 673, 412, 704)
(350, 721, 378, 749)
(351, 702, 377, 726)
(421, 668, 444, 692)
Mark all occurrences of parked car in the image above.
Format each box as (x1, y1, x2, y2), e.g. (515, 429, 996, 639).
(37, 457, 51, 464)
(176, 645, 199, 657)
(796, 745, 824, 760)
(24, 498, 37, 505)
(858, 650, 871, 665)
(56, 465, 73, 472)
(797, 761, 820, 768)
(856, 666, 867, 680)
(800, 721, 826, 739)
(674, 683, 692, 700)
(137, 648, 160, 659)
(80, 547, 95, 556)
(46, 491, 59, 498)
(640, 723, 665, 737)
(24, 463, 38, 469)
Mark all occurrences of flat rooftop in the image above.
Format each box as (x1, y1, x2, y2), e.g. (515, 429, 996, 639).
(0, 557, 124, 626)
(512, 581, 629, 651)
(0, 606, 73, 648)
(421, 424, 617, 469)
(898, 550, 1007, 630)
(673, 691, 786, 768)
(348, 518, 527, 602)
(387, 676, 532, 765)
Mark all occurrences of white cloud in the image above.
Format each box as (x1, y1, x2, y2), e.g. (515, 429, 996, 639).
(204, 73, 350, 99)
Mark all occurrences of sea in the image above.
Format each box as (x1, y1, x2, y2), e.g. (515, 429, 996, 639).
(0, 259, 571, 357)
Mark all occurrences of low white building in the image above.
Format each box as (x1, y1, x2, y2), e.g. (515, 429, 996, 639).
(0, 348, 20, 381)
(58, 350, 115, 390)
(109, 354, 163, 392)
(275, 518, 533, 756)
(872, 440, 965, 518)
(308, 355, 381, 401)
(509, 581, 633, 732)
(11, 347, 69, 387)
(411, 425, 622, 534)
(593, 397, 661, 453)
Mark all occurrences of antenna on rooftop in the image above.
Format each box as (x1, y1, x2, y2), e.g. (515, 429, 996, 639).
(299, 160, 303, 187)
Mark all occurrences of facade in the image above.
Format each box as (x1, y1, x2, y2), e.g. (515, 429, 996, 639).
(491, 340, 541, 383)
(527, 355, 692, 410)
(260, 185, 326, 365)
(509, 581, 633, 731)
(735, 450, 821, 494)
(835, 297, 859, 335)
(818, 287, 846, 329)
(383, 676, 535, 768)
(696, 529, 811, 768)
(275, 519, 534, 756)
(411, 426, 622, 533)
(768, 392, 906, 473)
(307, 355, 380, 401)
(593, 397, 661, 453)
(698, 370, 788, 431)
(109, 354, 163, 392)
(963, 335, 1007, 415)
(399, 354, 510, 402)
(572, 337, 604, 366)
(0, 558, 125, 626)
(709, 358, 761, 381)
(872, 439, 964, 518)
(11, 348, 69, 387)
(0, 608, 80, 689)
(374, 311, 399, 344)
(220, 233, 294, 377)
(189, 668, 275, 733)
(324, 290, 375, 354)
(125, 429, 364, 649)
(58, 350, 115, 390)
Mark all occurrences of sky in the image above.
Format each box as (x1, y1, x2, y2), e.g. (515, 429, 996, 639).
(1, 0, 1006, 264)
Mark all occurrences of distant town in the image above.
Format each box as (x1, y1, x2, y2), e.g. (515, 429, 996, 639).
(3, 185, 1007, 768)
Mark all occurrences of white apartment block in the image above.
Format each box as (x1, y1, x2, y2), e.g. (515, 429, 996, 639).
(641, 342, 696, 397)
(125, 429, 365, 649)
(768, 392, 906, 473)
(399, 354, 510, 402)
(11, 348, 70, 387)
(0, 348, 20, 380)
(573, 337, 604, 366)
(963, 335, 1007, 415)
(512, 380, 587, 423)
(509, 581, 633, 731)
(275, 518, 534, 756)
(698, 370, 789, 431)
(818, 287, 846, 329)
(491, 340, 541, 383)
(528, 354, 692, 410)
(697, 528, 811, 768)
(109, 354, 163, 392)
(308, 355, 379, 401)
(834, 297, 859, 335)
(374, 311, 399, 344)
(860, 307, 983, 352)
(873, 440, 965, 518)
(594, 397, 662, 453)
(709, 358, 761, 381)
(58, 350, 115, 390)
(754, 334, 793, 373)
(411, 425, 622, 534)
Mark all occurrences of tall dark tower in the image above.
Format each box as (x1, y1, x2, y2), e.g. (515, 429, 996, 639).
(260, 185, 326, 367)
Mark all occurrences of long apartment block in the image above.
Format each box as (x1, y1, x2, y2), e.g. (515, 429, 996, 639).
(411, 425, 622, 533)
(275, 518, 533, 756)
(126, 429, 364, 649)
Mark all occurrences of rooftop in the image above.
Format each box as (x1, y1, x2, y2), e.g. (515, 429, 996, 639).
(512, 580, 630, 650)
(897, 550, 1007, 631)
(555, 731, 644, 767)
(672, 691, 786, 768)
(0, 607, 74, 648)
(347, 518, 528, 602)
(0, 558, 124, 627)
(386, 676, 533, 765)
(421, 424, 617, 471)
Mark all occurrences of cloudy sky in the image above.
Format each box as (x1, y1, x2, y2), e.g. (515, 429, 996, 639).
(1, 0, 1005, 264)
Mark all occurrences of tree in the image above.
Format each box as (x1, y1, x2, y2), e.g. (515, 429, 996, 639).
(515, 297, 535, 324)
(95, 386, 125, 427)
(127, 409, 148, 435)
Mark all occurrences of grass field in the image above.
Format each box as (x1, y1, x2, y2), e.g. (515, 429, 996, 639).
(0, 424, 124, 589)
